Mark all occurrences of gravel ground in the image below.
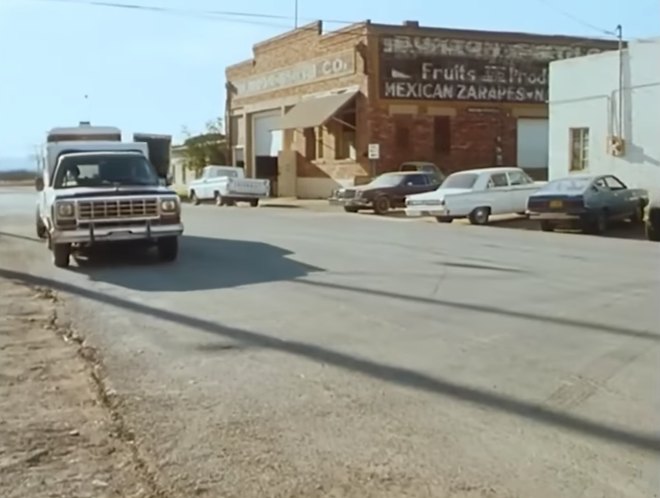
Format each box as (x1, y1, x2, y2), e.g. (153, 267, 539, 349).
(0, 278, 170, 497)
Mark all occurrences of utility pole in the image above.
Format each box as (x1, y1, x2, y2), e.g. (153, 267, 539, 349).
(616, 24, 623, 138)
(294, 0, 298, 28)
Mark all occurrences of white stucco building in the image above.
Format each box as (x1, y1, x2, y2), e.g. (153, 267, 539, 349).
(548, 38, 660, 198)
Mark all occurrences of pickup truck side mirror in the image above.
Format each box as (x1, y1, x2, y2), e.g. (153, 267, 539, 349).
(35, 177, 44, 191)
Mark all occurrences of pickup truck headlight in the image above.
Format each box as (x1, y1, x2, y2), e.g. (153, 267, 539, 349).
(56, 202, 75, 218)
(160, 199, 178, 212)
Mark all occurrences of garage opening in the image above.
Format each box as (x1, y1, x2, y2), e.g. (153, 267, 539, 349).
(516, 118, 549, 180)
(253, 111, 282, 196)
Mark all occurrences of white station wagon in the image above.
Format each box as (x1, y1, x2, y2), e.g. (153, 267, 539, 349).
(405, 166, 544, 225)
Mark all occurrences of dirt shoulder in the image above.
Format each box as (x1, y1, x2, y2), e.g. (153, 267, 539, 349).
(0, 278, 167, 498)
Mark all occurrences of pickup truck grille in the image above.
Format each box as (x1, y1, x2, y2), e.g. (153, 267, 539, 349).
(77, 198, 159, 220)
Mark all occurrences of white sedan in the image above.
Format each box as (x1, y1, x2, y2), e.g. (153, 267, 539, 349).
(405, 166, 544, 225)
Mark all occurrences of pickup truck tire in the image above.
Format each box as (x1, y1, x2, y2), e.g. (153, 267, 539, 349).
(35, 212, 47, 239)
(52, 243, 71, 268)
(250, 199, 259, 207)
(344, 207, 359, 213)
(373, 196, 391, 215)
(435, 216, 453, 223)
(157, 237, 179, 262)
(190, 191, 200, 205)
(214, 192, 225, 207)
(468, 207, 490, 225)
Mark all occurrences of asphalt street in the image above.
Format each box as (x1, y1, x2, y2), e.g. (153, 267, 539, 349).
(1, 185, 658, 497)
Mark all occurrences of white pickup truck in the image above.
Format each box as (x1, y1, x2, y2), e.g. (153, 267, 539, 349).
(36, 124, 183, 268)
(187, 165, 270, 207)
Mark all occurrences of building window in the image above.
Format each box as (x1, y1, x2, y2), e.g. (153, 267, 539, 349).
(395, 121, 409, 149)
(433, 116, 451, 154)
(569, 128, 589, 171)
(304, 128, 316, 159)
(317, 126, 324, 159)
(336, 128, 356, 160)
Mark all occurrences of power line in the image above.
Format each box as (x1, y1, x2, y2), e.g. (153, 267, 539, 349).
(28, 0, 355, 28)
(532, 0, 620, 37)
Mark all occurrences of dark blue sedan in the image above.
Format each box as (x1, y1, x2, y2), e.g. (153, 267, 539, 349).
(527, 174, 649, 235)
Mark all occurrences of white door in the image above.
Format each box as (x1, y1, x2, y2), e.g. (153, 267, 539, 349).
(485, 171, 514, 214)
(506, 169, 537, 212)
(517, 118, 549, 171)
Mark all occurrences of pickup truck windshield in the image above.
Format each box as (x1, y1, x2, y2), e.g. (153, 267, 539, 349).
(53, 154, 159, 188)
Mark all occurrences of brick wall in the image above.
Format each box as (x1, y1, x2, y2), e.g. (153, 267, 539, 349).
(366, 104, 521, 175)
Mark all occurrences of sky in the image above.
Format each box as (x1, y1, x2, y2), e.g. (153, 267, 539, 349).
(0, 0, 658, 169)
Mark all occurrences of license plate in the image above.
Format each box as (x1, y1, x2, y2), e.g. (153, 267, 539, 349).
(549, 200, 563, 209)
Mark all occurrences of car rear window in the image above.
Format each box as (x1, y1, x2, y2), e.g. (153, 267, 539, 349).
(441, 173, 478, 189)
(539, 178, 591, 193)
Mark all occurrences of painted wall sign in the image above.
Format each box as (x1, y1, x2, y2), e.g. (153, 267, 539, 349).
(380, 35, 606, 61)
(233, 51, 355, 97)
(380, 56, 551, 103)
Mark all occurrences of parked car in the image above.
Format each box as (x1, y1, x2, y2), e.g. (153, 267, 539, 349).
(398, 161, 446, 184)
(527, 174, 648, 234)
(645, 198, 660, 241)
(187, 165, 270, 207)
(404, 167, 543, 225)
(329, 171, 442, 214)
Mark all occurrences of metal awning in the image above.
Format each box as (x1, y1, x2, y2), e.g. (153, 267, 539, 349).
(277, 91, 358, 130)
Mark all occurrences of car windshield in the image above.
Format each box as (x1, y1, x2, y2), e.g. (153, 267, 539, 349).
(53, 154, 159, 188)
(538, 177, 591, 193)
(368, 174, 405, 188)
(440, 173, 478, 189)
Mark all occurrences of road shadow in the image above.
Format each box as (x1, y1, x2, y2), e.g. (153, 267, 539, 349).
(0, 231, 43, 243)
(1, 267, 658, 454)
(68, 235, 323, 292)
(487, 216, 648, 241)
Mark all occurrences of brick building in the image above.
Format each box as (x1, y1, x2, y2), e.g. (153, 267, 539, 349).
(226, 21, 619, 198)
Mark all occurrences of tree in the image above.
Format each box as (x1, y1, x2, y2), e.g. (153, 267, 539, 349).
(180, 118, 228, 174)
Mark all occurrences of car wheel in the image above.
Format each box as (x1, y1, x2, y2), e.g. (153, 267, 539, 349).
(435, 216, 453, 223)
(540, 221, 555, 232)
(190, 191, 200, 205)
(52, 243, 71, 268)
(344, 206, 359, 213)
(468, 206, 490, 225)
(585, 211, 607, 235)
(631, 205, 644, 225)
(157, 237, 179, 262)
(373, 196, 391, 215)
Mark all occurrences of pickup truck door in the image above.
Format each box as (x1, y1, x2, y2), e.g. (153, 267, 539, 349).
(603, 175, 633, 219)
(198, 167, 215, 200)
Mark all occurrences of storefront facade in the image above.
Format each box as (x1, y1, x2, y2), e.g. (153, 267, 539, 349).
(226, 21, 618, 198)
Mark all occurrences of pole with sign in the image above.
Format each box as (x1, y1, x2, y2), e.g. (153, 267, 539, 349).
(368, 143, 380, 177)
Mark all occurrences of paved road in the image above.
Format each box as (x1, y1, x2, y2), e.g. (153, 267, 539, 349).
(1, 186, 659, 497)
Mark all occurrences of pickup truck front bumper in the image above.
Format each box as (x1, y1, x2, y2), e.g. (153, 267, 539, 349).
(50, 222, 184, 245)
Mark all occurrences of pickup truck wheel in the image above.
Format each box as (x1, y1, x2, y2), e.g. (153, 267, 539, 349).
(435, 216, 453, 223)
(646, 221, 660, 241)
(52, 244, 71, 268)
(35, 212, 47, 239)
(373, 196, 390, 215)
(214, 192, 225, 207)
(540, 221, 555, 232)
(468, 207, 490, 225)
(157, 237, 178, 262)
(190, 191, 200, 205)
(250, 199, 259, 207)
